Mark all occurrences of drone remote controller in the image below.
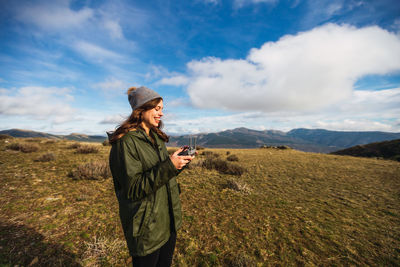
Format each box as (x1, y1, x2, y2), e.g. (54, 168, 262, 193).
(178, 136, 197, 156)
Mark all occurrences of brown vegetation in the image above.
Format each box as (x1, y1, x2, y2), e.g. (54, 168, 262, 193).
(34, 152, 56, 162)
(6, 142, 39, 153)
(76, 145, 99, 154)
(0, 134, 13, 140)
(202, 156, 245, 176)
(68, 143, 82, 149)
(226, 154, 239, 161)
(69, 161, 111, 180)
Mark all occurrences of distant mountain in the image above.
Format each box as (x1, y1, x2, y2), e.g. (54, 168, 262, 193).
(0, 129, 106, 143)
(169, 127, 400, 153)
(2, 127, 400, 153)
(331, 139, 400, 161)
(287, 128, 400, 148)
(0, 129, 60, 139)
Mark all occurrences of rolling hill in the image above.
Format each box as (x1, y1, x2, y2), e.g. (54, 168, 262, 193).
(2, 127, 400, 153)
(0, 129, 106, 143)
(169, 127, 400, 153)
(331, 139, 400, 161)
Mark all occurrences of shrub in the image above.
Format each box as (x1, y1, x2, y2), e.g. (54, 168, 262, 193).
(202, 157, 245, 176)
(69, 161, 111, 180)
(34, 153, 56, 162)
(226, 154, 239, 161)
(201, 151, 220, 158)
(68, 143, 81, 149)
(277, 145, 291, 149)
(6, 142, 39, 153)
(102, 140, 110, 146)
(224, 179, 251, 194)
(196, 145, 205, 150)
(224, 252, 255, 267)
(45, 139, 57, 144)
(0, 134, 13, 140)
(25, 138, 42, 142)
(226, 151, 231, 155)
(76, 145, 99, 154)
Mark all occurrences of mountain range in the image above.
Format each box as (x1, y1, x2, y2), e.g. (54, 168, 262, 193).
(0, 129, 106, 143)
(2, 128, 400, 153)
(169, 127, 400, 153)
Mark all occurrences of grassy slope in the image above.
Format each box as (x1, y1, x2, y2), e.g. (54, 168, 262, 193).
(0, 138, 399, 266)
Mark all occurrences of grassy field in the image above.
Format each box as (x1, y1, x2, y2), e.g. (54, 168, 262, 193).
(0, 137, 399, 266)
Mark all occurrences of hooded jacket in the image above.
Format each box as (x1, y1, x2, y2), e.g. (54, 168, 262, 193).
(108, 128, 182, 257)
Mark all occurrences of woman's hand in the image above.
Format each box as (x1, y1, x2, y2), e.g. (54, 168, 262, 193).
(169, 147, 195, 170)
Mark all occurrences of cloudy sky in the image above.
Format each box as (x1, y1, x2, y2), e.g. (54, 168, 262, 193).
(0, 0, 399, 135)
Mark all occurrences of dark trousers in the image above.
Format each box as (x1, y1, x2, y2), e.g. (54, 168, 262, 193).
(131, 232, 176, 267)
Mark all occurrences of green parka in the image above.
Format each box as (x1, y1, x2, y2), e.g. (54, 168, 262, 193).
(108, 128, 182, 257)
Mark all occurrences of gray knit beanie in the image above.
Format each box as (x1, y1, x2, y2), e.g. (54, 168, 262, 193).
(128, 86, 161, 111)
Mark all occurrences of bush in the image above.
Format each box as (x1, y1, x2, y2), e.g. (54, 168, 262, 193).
(226, 154, 239, 161)
(34, 153, 56, 162)
(76, 145, 99, 154)
(68, 143, 81, 149)
(201, 151, 220, 158)
(6, 143, 39, 153)
(226, 151, 231, 155)
(202, 157, 245, 176)
(25, 138, 42, 143)
(0, 134, 13, 140)
(69, 161, 111, 180)
(102, 140, 110, 146)
(277, 145, 291, 149)
(224, 252, 255, 267)
(225, 179, 251, 194)
(45, 139, 57, 144)
(196, 145, 205, 150)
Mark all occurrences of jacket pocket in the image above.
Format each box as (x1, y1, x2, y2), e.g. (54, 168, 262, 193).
(132, 200, 152, 237)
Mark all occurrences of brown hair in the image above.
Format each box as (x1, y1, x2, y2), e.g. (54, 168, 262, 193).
(109, 87, 169, 144)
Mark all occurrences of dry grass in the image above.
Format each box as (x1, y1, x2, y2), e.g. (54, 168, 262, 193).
(34, 152, 56, 162)
(6, 142, 40, 153)
(226, 154, 239, 161)
(1, 140, 399, 266)
(202, 156, 245, 176)
(82, 236, 126, 266)
(76, 145, 99, 154)
(69, 161, 111, 180)
(224, 178, 251, 194)
(68, 143, 82, 149)
(0, 134, 13, 140)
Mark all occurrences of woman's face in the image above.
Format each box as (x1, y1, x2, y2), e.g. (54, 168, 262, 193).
(141, 100, 164, 128)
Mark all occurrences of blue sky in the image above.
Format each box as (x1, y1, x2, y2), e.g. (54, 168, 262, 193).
(0, 0, 399, 135)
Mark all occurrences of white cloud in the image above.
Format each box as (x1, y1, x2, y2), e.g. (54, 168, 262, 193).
(0, 86, 77, 124)
(202, 0, 219, 4)
(168, 24, 400, 113)
(163, 87, 400, 134)
(103, 19, 124, 39)
(99, 114, 126, 125)
(392, 18, 400, 33)
(72, 41, 124, 63)
(15, 1, 93, 30)
(159, 75, 189, 86)
(96, 78, 127, 93)
(314, 119, 394, 132)
(234, 0, 277, 8)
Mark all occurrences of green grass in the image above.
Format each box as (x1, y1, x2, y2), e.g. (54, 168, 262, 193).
(0, 138, 399, 266)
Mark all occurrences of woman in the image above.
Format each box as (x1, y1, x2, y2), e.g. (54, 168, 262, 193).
(108, 86, 194, 267)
